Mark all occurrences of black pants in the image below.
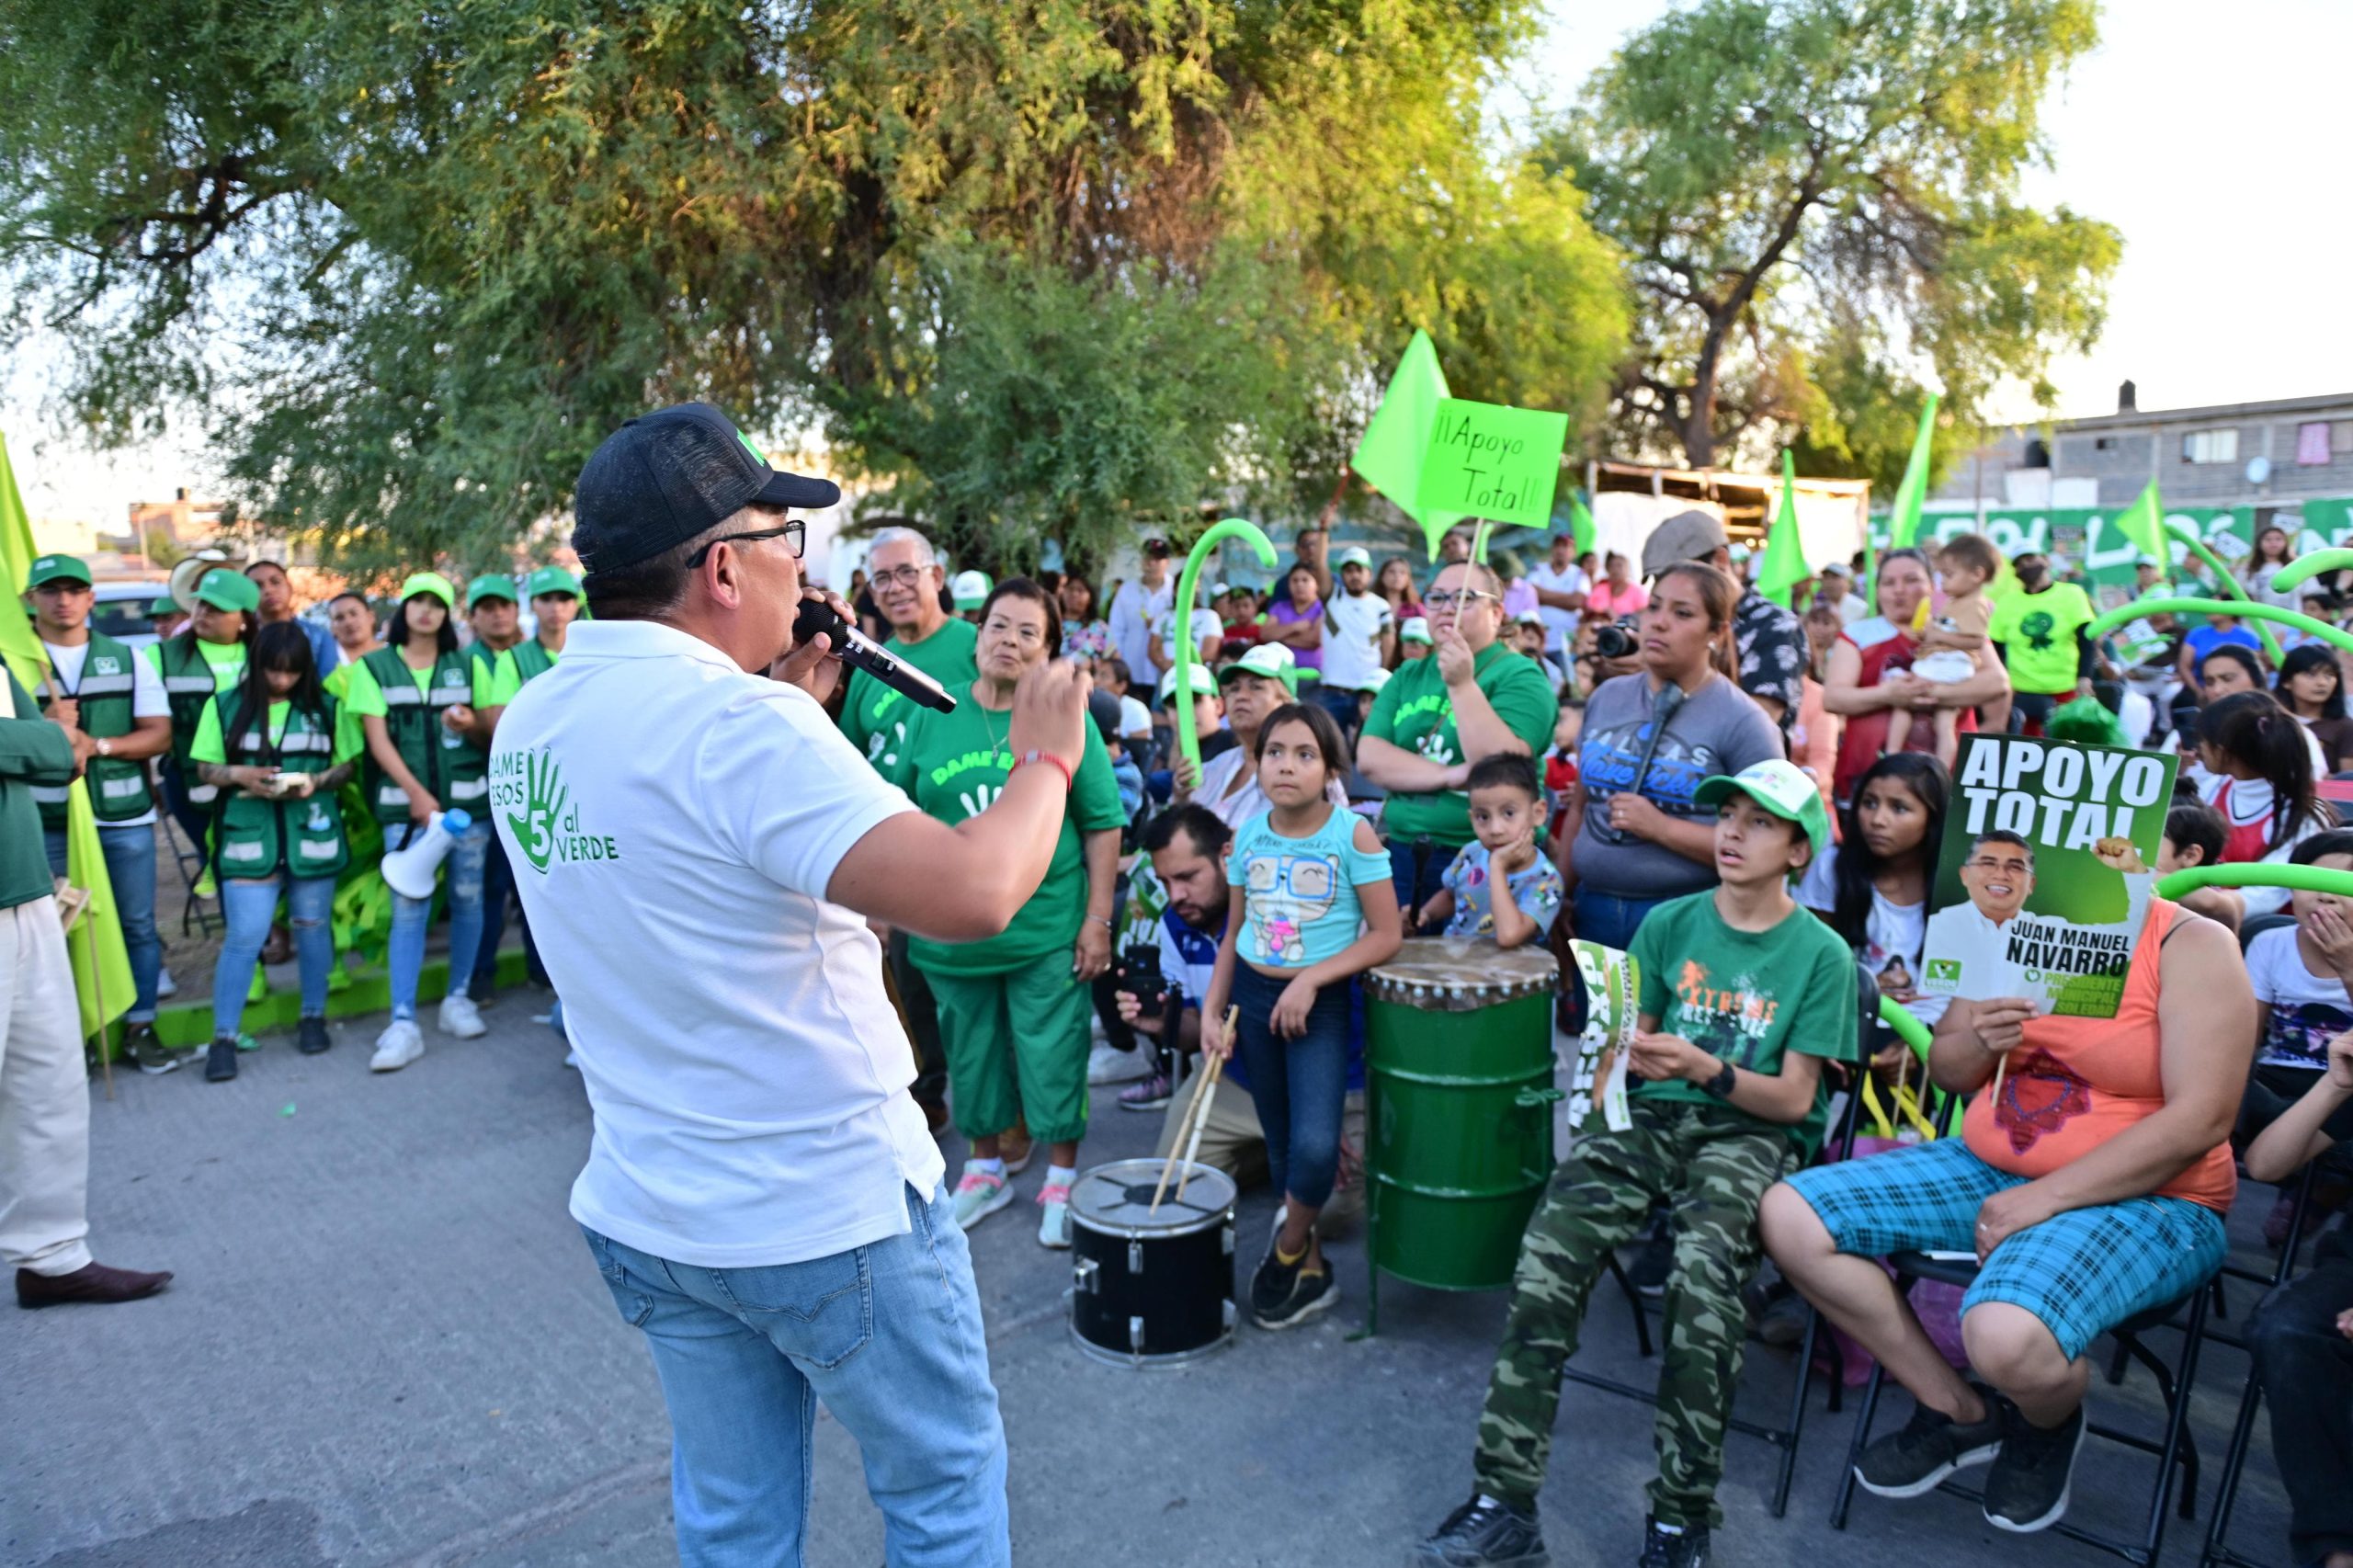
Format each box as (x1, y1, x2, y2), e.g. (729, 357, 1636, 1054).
(472, 829, 546, 994)
(2251, 1228, 2353, 1565)
(888, 927, 949, 1107)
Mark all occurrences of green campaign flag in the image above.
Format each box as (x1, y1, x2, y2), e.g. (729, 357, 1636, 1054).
(1568, 492, 1597, 554)
(1349, 329, 1465, 559)
(2111, 479, 2167, 564)
(1756, 451, 1808, 608)
(1887, 394, 1940, 550)
(1415, 398, 1569, 531)
(0, 434, 51, 690)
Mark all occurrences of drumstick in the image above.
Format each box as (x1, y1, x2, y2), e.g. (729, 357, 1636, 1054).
(1154, 1008, 1235, 1213)
(1149, 1008, 1225, 1210)
(1172, 1049, 1229, 1204)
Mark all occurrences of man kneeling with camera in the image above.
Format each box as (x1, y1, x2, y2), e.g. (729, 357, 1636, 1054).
(1115, 803, 1364, 1232)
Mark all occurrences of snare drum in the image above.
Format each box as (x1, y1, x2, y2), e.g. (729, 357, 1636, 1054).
(1364, 937, 1559, 1296)
(1067, 1157, 1238, 1369)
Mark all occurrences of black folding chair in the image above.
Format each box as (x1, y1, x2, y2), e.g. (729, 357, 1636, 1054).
(1565, 961, 1882, 1518)
(160, 809, 220, 940)
(1829, 1248, 2219, 1567)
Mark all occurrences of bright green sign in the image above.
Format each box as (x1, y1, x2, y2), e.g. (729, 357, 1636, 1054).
(1415, 398, 1568, 529)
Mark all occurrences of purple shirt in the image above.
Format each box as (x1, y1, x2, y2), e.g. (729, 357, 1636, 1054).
(1268, 596, 1324, 673)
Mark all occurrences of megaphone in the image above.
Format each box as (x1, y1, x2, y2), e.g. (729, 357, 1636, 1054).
(381, 810, 472, 901)
(166, 550, 230, 612)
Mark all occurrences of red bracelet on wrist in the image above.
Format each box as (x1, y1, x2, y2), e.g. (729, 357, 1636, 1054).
(1012, 750, 1074, 790)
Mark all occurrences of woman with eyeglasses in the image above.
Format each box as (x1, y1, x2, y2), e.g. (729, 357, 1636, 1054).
(887, 578, 1125, 1250)
(1356, 559, 1561, 913)
(340, 572, 506, 1073)
(1558, 562, 1783, 949)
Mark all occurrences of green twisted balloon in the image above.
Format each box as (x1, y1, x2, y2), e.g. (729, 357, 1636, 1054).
(2154, 865, 2353, 901)
(2267, 549, 2353, 596)
(1878, 994, 1932, 1062)
(2086, 597, 2353, 661)
(2163, 522, 2280, 661)
(1172, 517, 1279, 775)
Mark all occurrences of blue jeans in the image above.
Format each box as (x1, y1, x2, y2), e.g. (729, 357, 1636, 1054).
(582, 1184, 1008, 1568)
(387, 815, 489, 1020)
(1570, 886, 1670, 951)
(213, 874, 335, 1038)
(44, 824, 162, 1022)
(1387, 836, 1456, 918)
(1231, 962, 1353, 1210)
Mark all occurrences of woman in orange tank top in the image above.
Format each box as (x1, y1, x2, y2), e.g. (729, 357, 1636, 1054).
(1757, 892, 2254, 1535)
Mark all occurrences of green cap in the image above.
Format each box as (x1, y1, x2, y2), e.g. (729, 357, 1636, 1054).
(1216, 642, 1300, 695)
(149, 596, 179, 617)
(1400, 616, 1433, 645)
(1157, 662, 1220, 709)
(1335, 545, 1372, 570)
(25, 554, 92, 589)
(466, 574, 517, 608)
(397, 572, 457, 610)
(1692, 760, 1832, 860)
(950, 570, 993, 611)
(194, 569, 262, 614)
(525, 565, 583, 600)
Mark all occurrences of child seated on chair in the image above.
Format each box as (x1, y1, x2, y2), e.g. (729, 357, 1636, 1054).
(1415, 760, 1857, 1568)
(2236, 829, 2353, 1156)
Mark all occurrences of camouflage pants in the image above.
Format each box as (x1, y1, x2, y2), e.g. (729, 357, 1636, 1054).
(1472, 1099, 1797, 1528)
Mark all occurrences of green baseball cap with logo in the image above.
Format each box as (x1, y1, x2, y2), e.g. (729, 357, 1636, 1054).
(525, 565, 583, 600)
(25, 554, 93, 590)
(950, 570, 993, 611)
(1216, 642, 1300, 696)
(1335, 545, 1372, 570)
(1400, 616, 1434, 646)
(397, 572, 457, 610)
(1692, 759, 1831, 860)
(149, 596, 180, 618)
(466, 574, 518, 609)
(195, 569, 262, 614)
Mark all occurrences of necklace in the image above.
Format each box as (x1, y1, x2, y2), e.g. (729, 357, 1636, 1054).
(977, 682, 1013, 756)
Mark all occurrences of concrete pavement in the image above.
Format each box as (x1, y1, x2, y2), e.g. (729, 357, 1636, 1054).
(5, 997, 2302, 1567)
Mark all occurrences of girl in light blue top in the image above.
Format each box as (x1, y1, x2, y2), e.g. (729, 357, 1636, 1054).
(1203, 702, 1403, 1330)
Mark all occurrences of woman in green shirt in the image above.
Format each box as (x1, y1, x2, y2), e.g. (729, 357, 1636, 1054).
(891, 578, 1124, 1249)
(190, 623, 360, 1081)
(149, 567, 259, 851)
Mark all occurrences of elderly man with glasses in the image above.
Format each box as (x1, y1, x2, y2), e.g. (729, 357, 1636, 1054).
(1355, 558, 1560, 912)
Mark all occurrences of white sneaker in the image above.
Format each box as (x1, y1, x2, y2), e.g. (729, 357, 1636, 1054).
(155, 965, 178, 999)
(370, 1019, 425, 1073)
(1037, 1182, 1074, 1248)
(1087, 1041, 1150, 1085)
(563, 1050, 579, 1070)
(438, 994, 488, 1040)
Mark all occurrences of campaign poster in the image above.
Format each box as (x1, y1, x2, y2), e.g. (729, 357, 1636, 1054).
(1568, 938, 1638, 1132)
(1920, 733, 2176, 1018)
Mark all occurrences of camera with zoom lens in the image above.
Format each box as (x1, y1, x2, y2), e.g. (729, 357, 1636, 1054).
(1591, 615, 1642, 661)
(1115, 945, 1169, 1015)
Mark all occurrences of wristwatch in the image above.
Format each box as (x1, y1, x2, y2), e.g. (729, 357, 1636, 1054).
(95, 737, 112, 758)
(1700, 1059, 1736, 1099)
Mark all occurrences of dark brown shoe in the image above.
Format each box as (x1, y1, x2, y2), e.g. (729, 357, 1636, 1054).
(261, 926, 294, 966)
(917, 1096, 950, 1135)
(17, 1261, 173, 1309)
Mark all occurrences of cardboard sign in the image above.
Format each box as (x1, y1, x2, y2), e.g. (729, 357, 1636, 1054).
(1415, 398, 1568, 530)
(1921, 733, 2176, 1018)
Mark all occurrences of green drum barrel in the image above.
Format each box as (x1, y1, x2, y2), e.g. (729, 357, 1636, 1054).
(1365, 937, 1559, 1291)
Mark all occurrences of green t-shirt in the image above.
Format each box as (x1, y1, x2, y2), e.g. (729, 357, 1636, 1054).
(1361, 639, 1559, 846)
(1628, 891, 1859, 1154)
(843, 617, 979, 772)
(889, 678, 1125, 976)
(189, 699, 363, 767)
(1988, 582, 2095, 696)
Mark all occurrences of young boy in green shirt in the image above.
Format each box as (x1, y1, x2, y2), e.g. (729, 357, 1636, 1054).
(1417, 759, 1858, 1568)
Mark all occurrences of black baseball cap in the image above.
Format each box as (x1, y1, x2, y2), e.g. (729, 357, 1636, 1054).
(1142, 537, 1172, 558)
(573, 403, 840, 577)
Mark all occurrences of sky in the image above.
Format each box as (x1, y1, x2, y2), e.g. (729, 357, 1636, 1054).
(7, 0, 2349, 531)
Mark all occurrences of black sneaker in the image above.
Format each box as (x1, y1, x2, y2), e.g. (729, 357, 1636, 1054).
(1634, 1517, 1709, 1568)
(297, 1017, 332, 1055)
(1251, 1245, 1302, 1319)
(123, 1024, 179, 1076)
(1415, 1493, 1548, 1566)
(1628, 1223, 1675, 1298)
(203, 1037, 239, 1083)
(1854, 1386, 2006, 1498)
(1982, 1401, 2086, 1533)
(1255, 1256, 1336, 1330)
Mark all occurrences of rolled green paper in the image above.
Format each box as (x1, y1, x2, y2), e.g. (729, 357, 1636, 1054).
(1171, 517, 1279, 776)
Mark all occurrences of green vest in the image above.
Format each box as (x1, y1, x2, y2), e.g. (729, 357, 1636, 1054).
(509, 639, 559, 685)
(33, 633, 153, 828)
(157, 635, 237, 806)
(210, 692, 350, 881)
(359, 646, 488, 825)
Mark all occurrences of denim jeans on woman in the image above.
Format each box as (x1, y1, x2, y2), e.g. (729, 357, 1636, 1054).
(581, 1183, 1009, 1568)
(1570, 886, 1668, 952)
(213, 874, 335, 1038)
(387, 814, 489, 1020)
(43, 824, 161, 1022)
(1230, 961, 1353, 1210)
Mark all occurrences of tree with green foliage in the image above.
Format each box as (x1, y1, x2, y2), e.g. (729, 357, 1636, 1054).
(1541, 0, 2120, 487)
(0, 0, 1627, 577)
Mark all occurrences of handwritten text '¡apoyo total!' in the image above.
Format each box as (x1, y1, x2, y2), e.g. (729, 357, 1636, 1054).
(1955, 740, 2169, 850)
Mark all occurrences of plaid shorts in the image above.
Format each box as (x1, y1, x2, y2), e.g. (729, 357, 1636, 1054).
(1782, 1138, 2228, 1361)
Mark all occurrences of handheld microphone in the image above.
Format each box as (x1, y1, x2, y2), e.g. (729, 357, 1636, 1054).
(792, 597, 958, 714)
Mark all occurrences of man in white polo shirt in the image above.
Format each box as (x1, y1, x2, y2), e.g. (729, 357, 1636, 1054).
(492, 402, 1088, 1567)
